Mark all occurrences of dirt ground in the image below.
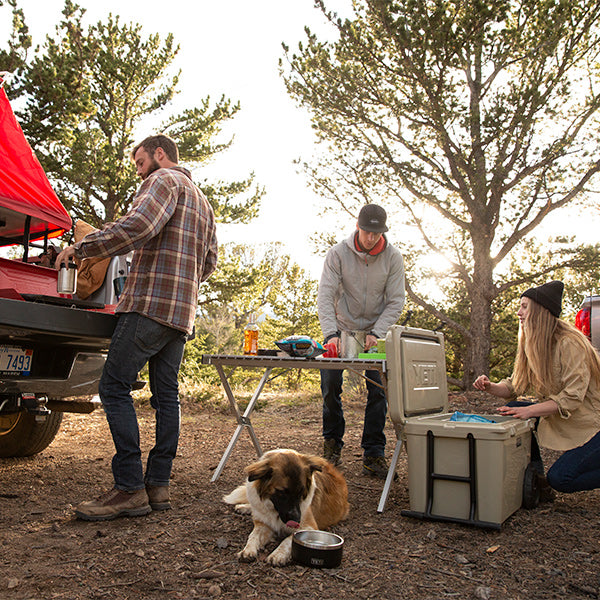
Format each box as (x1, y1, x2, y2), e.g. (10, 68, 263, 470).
(1, 390, 599, 600)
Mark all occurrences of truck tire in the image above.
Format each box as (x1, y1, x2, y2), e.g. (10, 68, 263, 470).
(0, 411, 63, 458)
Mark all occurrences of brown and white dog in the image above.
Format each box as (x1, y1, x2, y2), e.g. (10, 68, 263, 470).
(223, 448, 349, 566)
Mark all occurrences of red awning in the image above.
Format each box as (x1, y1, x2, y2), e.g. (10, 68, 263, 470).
(0, 86, 72, 244)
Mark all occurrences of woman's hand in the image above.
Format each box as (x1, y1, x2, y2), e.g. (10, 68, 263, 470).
(473, 375, 491, 391)
(498, 399, 559, 419)
(472, 375, 512, 398)
(497, 404, 536, 420)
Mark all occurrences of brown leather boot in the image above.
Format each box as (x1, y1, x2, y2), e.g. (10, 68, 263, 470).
(75, 488, 151, 521)
(323, 439, 342, 466)
(146, 485, 171, 511)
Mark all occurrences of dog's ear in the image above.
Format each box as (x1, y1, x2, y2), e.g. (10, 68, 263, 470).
(305, 456, 323, 474)
(302, 457, 324, 494)
(246, 461, 273, 482)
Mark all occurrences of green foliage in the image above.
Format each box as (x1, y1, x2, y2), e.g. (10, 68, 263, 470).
(403, 235, 600, 386)
(198, 242, 291, 319)
(263, 263, 321, 340)
(260, 263, 322, 389)
(1, 2, 270, 379)
(184, 244, 323, 390)
(4, 1, 262, 229)
(0, 0, 30, 78)
(283, 0, 600, 387)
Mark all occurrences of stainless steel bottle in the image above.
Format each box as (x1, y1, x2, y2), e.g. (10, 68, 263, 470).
(57, 259, 77, 295)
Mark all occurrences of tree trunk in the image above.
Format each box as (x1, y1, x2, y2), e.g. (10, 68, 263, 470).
(463, 235, 495, 388)
(463, 287, 492, 388)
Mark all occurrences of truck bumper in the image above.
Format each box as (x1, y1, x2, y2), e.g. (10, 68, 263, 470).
(0, 351, 107, 399)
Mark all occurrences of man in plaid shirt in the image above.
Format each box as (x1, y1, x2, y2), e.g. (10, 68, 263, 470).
(56, 134, 217, 520)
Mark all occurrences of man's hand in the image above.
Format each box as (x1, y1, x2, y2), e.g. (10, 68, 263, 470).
(54, 246, 77, 269)
(328, 337, 340, 354)
(365, 334, 378, 351)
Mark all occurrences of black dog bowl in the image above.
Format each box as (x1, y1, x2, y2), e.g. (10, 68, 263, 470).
(292, 530, 344, 568)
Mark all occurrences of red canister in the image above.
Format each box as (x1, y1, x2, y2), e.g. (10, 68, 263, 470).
(322, 342, 338, 358)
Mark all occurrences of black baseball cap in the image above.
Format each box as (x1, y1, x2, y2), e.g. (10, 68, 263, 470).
(357, 204, 388, 232)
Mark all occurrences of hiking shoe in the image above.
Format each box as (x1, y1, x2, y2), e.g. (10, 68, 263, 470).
(323, 438, 342, 466)
(362, 456, 392, 480)
(75, 488, 151, 521)
(146, 485, 171, 511)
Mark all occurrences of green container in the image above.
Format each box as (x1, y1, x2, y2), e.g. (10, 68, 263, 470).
(358, 352, 386, 359)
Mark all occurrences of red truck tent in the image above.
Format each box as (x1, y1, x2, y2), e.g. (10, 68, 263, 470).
(0, 85, 72, 245)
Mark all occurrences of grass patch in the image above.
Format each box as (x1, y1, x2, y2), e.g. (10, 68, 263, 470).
(132, 377, 322, 413)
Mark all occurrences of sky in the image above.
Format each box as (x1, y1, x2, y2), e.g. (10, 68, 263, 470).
(1, 0, 355, 278)
(2, 1, 597, 287)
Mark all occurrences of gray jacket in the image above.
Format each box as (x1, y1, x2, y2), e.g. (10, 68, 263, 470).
(317, 232, 405, 340)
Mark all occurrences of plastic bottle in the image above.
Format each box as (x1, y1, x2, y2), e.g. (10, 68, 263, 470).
(243, 313, 259, 355)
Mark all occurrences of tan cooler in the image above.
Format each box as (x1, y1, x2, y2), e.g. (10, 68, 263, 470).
(379, 325, 534, 529)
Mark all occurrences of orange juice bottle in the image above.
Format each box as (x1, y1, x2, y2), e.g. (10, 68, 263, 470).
(243, 313, 259, 355)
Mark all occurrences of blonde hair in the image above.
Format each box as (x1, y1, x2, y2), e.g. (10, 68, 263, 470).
(512, 298, 600, 396)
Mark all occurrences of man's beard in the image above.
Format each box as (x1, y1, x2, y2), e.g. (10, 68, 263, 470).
(142, 158, 161, 179)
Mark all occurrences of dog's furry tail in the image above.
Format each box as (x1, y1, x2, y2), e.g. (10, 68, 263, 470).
(223, 484, 248, 506)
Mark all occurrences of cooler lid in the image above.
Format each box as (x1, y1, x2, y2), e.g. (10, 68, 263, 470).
(386, 325, 448, 426)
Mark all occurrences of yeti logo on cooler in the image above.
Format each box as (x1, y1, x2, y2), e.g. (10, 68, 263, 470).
(412, 362, 438, 389)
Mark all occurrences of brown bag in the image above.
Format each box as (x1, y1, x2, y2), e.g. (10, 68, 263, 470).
(73, 220, 111, 300)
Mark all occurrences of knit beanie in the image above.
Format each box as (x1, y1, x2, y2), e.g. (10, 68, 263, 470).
(521, 280, 564, 317)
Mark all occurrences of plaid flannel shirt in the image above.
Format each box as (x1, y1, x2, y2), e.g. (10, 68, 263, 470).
(75, 166, 217, 334)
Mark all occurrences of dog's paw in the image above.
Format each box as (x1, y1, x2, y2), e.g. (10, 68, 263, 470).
(234, 503, 252, 515)
(266, 536, 293, 566)
(266, 547, 292, 566)
(237, 549, 258, 563)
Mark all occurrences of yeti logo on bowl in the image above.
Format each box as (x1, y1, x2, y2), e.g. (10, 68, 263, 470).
(291, 530, 344, 568)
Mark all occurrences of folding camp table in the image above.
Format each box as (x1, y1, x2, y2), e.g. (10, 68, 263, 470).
(201, 354, 387, 482)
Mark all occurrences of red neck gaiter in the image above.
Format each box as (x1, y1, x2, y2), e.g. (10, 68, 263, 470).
(354, 232, 387, 256)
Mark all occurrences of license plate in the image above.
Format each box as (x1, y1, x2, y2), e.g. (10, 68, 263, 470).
(0, 346, 33, 375)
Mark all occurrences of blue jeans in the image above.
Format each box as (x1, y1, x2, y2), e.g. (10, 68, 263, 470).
(320, 369, 387, 457)
(547, 431, 600, 493)
(507, 400, 600, 492)
(99, 312, 187, 491)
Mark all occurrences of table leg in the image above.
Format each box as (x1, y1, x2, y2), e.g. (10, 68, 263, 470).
(377, 436, 403, 513)
(210, 365, 273, 482)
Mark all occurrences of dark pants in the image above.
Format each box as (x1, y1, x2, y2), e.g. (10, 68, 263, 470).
(507, 400, 600, 492)
(547, 431, 600, 492)
(99, 312, 187, 491)
(320, 368, 387, 457)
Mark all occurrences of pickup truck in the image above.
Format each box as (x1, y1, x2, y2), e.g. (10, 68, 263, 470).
(0, 85, 125, 458)
(575, 295, 600, 351)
